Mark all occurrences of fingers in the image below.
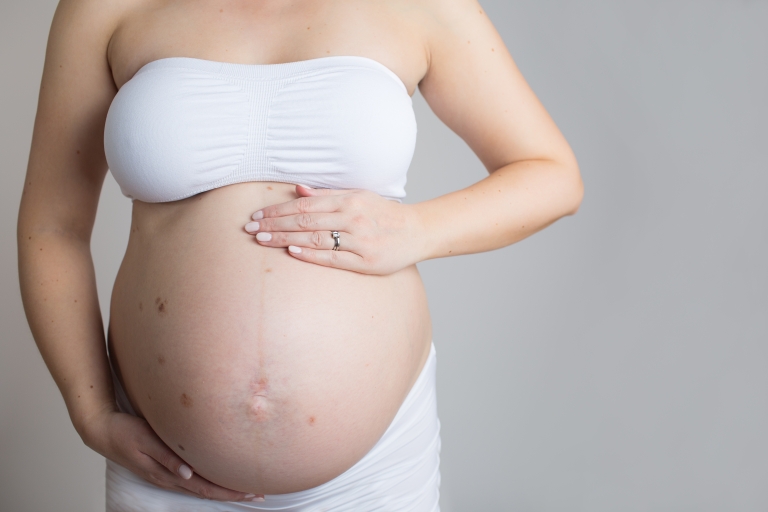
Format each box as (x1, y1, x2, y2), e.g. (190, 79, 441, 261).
(138, 425, 193, 479)
(254, 194, 342, 221)
(295, 183, 352, 196)
(251, 186, 369, 221)
(246, 212, 349, 233)
(140, 453, 263, 502)
(129, 420, 262, 502)
(253, 230, 355, 252)
(286, 245, 368, 273)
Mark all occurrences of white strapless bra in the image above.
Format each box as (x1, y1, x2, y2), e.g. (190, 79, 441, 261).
(104, 56, 417, 203)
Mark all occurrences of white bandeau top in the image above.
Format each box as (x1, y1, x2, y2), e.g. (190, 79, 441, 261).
(104, 56, 417, 203)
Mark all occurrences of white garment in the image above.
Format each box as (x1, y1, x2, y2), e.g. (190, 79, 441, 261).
(104, 56, 417, 203)
(106, 343, 441, 512)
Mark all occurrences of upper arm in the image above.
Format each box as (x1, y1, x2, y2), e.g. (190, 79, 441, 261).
(417, 0, 577, 173)
(19, 0, 122, 242)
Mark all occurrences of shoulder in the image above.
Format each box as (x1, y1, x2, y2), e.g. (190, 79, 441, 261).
(397, 0, 506, 80)
(404, 0, 491, 38)
(49, 0, 145, 58)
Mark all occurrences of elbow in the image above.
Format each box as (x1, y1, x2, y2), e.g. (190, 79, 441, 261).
(559, 159, 584, 217)
(568, 171, 585, 216)
(560, 160, 584, 216)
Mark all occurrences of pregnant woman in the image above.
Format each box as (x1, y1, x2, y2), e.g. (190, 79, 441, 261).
(18, 0, 583, 509)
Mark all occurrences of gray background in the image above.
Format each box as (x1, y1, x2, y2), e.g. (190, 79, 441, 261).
(2, 1, 766, 510)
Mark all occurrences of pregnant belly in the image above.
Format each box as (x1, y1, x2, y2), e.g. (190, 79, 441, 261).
(108, 182, 432, 495)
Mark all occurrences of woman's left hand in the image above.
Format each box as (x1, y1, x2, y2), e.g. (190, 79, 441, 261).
(244, 184, 425, 275)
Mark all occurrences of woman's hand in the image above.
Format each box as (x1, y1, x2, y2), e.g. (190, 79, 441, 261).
(81, 409, 264, 502)
(244, 185, 426, 275)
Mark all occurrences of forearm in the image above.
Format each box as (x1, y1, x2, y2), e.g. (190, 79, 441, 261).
(413, 158, 583, 261)
(18, 229, 116, 436)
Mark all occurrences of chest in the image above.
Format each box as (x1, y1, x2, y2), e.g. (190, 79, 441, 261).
(108, 0, 426, 93)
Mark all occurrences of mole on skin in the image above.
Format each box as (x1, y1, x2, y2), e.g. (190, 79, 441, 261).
(180, 393, 193, 408)
(157, 355, 166, 365)
(308, 416, 316, 426)
(178, 444, 185, 451)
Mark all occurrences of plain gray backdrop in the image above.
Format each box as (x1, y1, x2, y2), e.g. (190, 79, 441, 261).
(2, 1, 767, 510)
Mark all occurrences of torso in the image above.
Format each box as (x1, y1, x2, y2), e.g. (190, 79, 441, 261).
(107, 0, 434, 495)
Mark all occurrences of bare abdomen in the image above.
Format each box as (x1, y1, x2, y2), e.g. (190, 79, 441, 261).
(108, 182, 432, 494)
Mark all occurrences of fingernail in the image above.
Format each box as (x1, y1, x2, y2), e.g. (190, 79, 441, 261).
(288, 245, 302, 254)
(245, 221, 260, 233)
(252, 210, 264, 220)
(299, 184, 313, 189)
(178, 464, 193, 479)
(250, 496, 266, 502)
(256, 232, 272, 242)
(244, 494, 255, 498)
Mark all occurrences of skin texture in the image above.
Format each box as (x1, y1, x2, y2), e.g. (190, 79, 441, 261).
(17, 0, 583, 502)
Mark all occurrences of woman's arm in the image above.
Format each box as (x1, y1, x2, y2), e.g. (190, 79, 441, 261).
(413, 0, 583, 259)
(246, 0, 582, 273)
(18, 0, 120, 439)
(18, 0, 258, 502)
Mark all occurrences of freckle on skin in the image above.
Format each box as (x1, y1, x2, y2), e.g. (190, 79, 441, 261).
(158, 355, 166, 365)
(90, 385, 93, 388)
(139, 302, 143, 311)
(267, 186, 273, 190)
(308, 416, 316, 426)
(265, 268, 272, 273)
(180, 393, 193, 407)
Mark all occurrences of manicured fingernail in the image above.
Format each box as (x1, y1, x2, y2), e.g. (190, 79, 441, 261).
(245, 221, 260, 233)
(256, 232, 272, 242)
(288, 245, 302, 254)
(252, 210, 264, 220)
(178, 464, 193, 479)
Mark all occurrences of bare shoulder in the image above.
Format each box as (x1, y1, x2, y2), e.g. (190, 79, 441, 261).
(23, 0, 144, 224)
(49, 0, 138, 51)
(404, 0, 577, 172)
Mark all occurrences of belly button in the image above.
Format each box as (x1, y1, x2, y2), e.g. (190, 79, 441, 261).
(248, 395, 271, 423)
(248, 377, 271, 422)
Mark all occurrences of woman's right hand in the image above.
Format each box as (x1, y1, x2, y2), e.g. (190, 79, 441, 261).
(81, 408, 264, 502)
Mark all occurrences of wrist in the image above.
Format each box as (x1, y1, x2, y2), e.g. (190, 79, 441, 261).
(407, 201, 438, 263)
(71, 397, 119, 447)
